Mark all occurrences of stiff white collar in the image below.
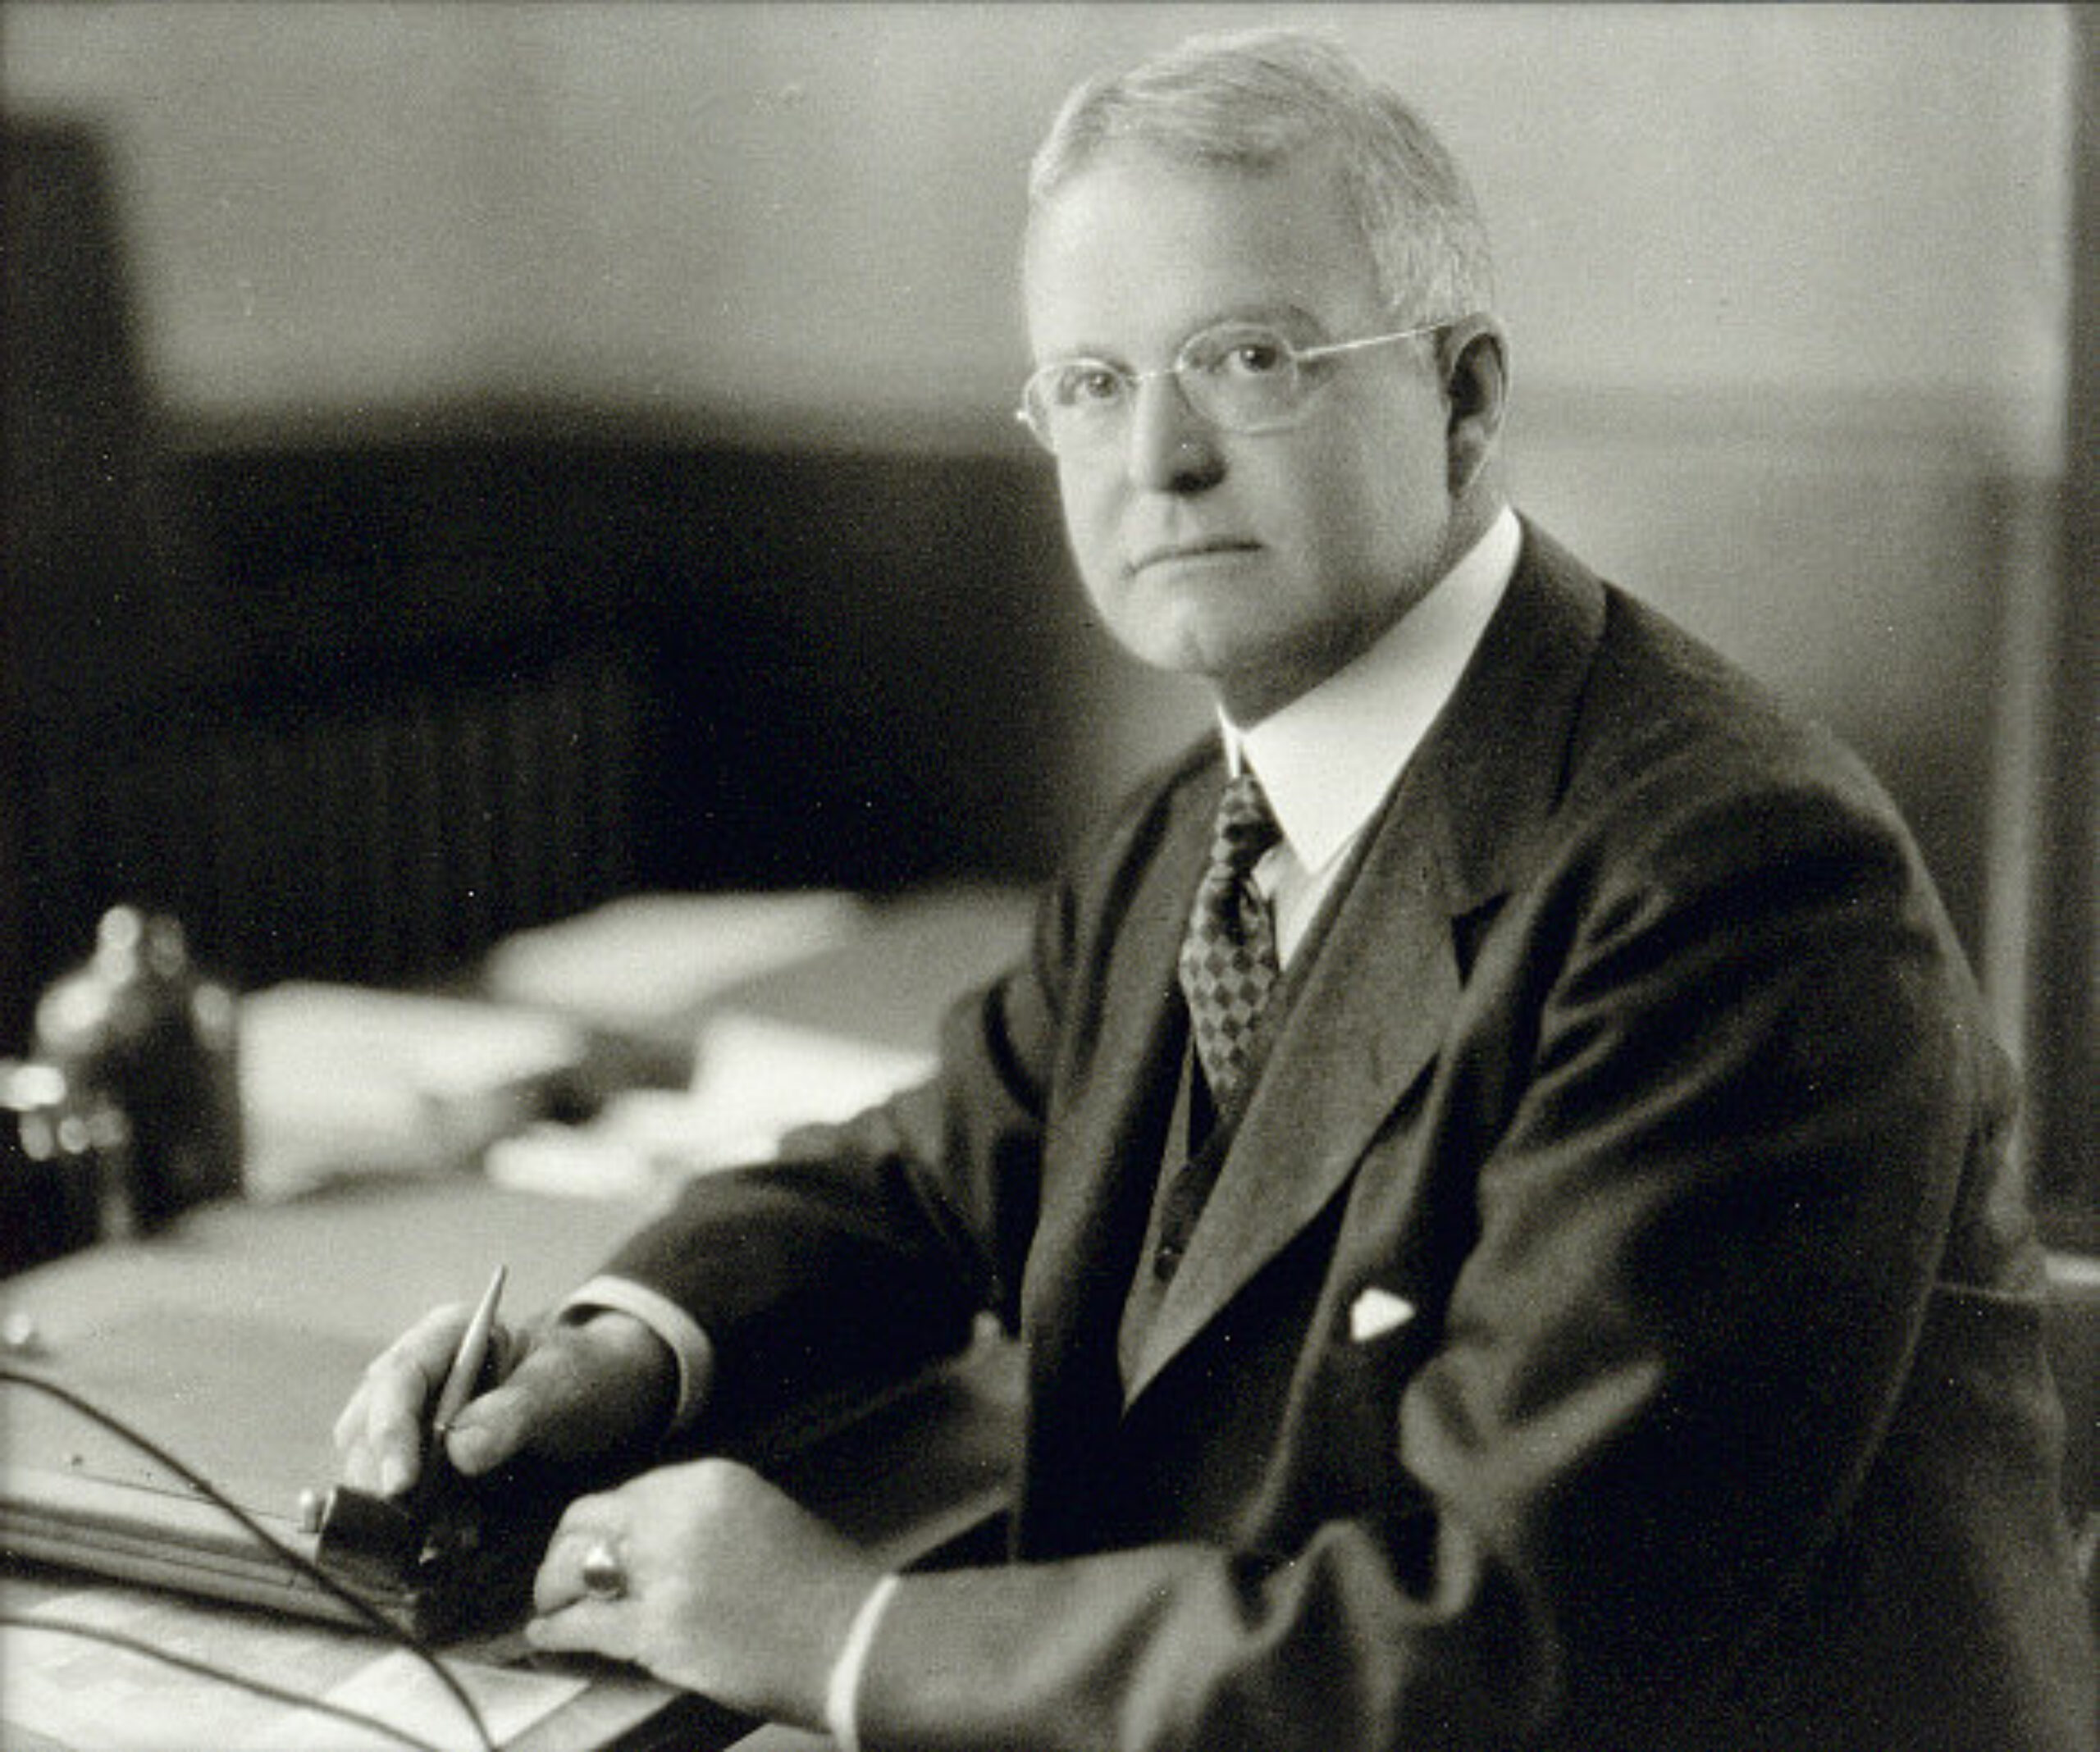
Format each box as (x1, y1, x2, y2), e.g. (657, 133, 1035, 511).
(1223, 505, 1520, 884)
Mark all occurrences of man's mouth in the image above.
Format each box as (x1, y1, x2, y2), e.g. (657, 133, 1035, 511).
(1130, 539, 1260, 573)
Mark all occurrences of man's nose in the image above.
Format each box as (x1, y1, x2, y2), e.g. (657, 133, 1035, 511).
(1125, 373, 1223, 493)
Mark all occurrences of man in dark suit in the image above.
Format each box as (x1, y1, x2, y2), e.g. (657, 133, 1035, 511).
(337, 29, 2095, 1750)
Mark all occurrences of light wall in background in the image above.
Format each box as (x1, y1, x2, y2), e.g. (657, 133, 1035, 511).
(0, 2, 2071, 461)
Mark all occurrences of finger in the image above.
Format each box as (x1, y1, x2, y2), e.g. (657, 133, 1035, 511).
(524, 1599, 628, 1661)
(442, 1324, 590, 1473)
(334, 1366, 429, 1492)
(332, 1305, 468, 1494)
(335, 1369, 435, 1494)
(331, 1384, 381, 1492)
(439, 1366, 543, 1475)
(532, 1510, 623, 1614)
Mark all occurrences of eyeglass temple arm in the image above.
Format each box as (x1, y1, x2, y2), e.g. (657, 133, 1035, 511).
(1294, 321, 1448, 364)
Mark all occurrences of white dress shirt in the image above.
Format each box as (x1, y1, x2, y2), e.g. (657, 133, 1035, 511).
(1230, 504, 1520, 966)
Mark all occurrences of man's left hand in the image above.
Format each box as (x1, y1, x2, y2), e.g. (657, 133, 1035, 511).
(526, 1458, 884, 1727)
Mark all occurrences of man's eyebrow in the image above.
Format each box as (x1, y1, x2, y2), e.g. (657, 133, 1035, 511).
(1201, 302, 1326, 333)
(1037, 303, 1330, 367)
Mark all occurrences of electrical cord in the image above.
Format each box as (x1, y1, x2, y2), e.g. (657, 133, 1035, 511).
(0, 1365, 498, 1752)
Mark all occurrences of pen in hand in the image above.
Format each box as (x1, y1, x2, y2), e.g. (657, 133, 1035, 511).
(427, 1262, 507, 1476)
(309, 1264, 510, 1589)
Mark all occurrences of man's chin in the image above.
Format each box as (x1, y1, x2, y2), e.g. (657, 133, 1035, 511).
(1112, 631, 1310, 725)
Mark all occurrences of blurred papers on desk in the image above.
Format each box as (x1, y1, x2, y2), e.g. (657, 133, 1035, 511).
(239, 985, 588, 1200)
(481, 889, 869, 1033)
(486, 1011, 935, 1206)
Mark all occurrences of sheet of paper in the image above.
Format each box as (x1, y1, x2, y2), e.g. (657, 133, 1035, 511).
(239, 983, 589, 1198)
(1, 1587, 582, 1752)
(262, 1649, 587, 1752)
(482, 890, 870, 1031)
(486, 1009, 936, 1201)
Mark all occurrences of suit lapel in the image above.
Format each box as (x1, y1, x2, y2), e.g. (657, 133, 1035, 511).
(1043, 769, 1212, 1269)
(1124, 525, 1608, 1403)
(1018, 764, 1212, 1489)
(1125, 768, 1460, 1398)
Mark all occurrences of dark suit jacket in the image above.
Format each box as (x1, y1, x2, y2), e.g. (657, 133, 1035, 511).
(608, 524, 2096, 1750)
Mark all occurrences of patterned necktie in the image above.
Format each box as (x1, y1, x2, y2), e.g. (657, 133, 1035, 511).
(1178, 771, 1284, 1106)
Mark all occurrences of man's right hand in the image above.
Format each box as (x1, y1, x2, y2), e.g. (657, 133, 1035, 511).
(332, 1304, 682, 1500)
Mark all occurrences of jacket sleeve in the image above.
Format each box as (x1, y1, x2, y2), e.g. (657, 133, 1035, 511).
(596, 869, 1083, 1440)
(846, 760, 2028, 1751)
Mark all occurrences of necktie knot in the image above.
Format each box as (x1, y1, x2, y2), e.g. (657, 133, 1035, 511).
(1211, 772, 1282, 882)
(1179, 771, 1283, 1106)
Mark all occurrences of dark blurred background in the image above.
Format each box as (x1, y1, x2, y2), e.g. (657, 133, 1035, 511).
(2, 3, 2091, 1240)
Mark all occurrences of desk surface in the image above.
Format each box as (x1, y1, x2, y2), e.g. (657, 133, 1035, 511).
(1, 885, 1034, 1752)
(2, 1179, 1021, 1752)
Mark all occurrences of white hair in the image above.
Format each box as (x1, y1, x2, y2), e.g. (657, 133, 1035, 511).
(1029, 27, 1494, 323)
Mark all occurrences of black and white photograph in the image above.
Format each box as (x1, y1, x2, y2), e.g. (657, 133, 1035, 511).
(2, 7, 2093, 1749)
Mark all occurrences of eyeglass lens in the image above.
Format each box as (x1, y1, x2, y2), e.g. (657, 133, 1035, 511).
(1023, 324, 1316, 453)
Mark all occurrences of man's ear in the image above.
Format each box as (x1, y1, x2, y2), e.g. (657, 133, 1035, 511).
(1439, 316, 1509, 500)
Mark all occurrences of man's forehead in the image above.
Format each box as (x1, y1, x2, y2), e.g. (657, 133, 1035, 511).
(1025, 143, 1349, 244)
(1021, 146, 1378, 349)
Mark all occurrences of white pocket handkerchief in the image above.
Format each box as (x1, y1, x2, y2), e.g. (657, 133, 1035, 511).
(1349, 1286, 1417, 1343)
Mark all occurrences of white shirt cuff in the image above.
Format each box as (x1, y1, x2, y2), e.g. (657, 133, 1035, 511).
(823, 1572, 901, 1752)
(559, 1275, 715, 1431)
